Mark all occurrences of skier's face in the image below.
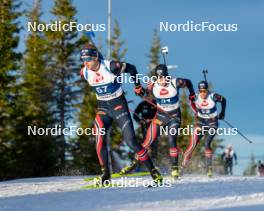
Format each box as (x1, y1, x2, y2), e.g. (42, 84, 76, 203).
(157, 76, 167, 86)
(199, 89, 208, 99)
(82, 56, 99, 70)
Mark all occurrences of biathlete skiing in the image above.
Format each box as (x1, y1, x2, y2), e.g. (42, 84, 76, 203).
(182, 80, 226, 177)
(120, 63, 195, 179)
(133, 94, 158, 159)
(79, 44, 163, 185)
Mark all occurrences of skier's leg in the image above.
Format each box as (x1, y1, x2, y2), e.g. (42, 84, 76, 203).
(230, 162, 233, 175)
(94, 113, 113, 182)
(167, 121, 180, 166)
(148, 121, 158, 160)
(165, 119, 182, 178)
(120, 118, 160, 175)
(114, 104, 162, 182)
(204, 131, 216, 177)
(182, 126, 203, 167)
(142, 119, 160, 150)
(224, 162, 228, 175)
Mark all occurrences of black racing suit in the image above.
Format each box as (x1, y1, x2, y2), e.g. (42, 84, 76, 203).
(221, 149, 237, 175)
(81, 60, 155, 175)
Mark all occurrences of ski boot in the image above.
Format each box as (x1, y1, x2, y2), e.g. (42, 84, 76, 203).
(207, 166, 213, 178)
(150, 167, 163, 184)
(94, 168, 111, 187)
(171, 165, 180, 179)
(119, 159, 139, 175)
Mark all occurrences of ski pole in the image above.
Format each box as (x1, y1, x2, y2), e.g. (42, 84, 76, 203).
(202, 69, 208, 82)
(222, 119, 253, 144)
(200, 70, 252, 144)
(142, 96, 170, 115)
(161, 46, 168, 65)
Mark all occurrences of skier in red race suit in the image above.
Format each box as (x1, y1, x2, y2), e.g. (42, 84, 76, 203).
(80, 44, 162, 185)
(183, 80, 226, 177)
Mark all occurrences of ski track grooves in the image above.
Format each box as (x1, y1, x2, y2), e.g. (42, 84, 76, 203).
(0, 175, 264, 211)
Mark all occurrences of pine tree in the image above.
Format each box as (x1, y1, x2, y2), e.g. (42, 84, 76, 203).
(70, 79, 99, 175)
(13, 0, 58, 178)
(110, 19, 127, 61)
(45, 0, 82, 169)
(0, 0, 22, 180)
(147, 29, 161, 76)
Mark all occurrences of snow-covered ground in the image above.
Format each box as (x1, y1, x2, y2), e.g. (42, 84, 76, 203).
(0, 175, 264, 211)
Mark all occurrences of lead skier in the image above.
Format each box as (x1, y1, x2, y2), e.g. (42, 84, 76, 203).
(80, 44, 163, 185)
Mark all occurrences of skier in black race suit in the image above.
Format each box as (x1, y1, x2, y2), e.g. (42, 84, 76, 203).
(80, 44, 162, 185)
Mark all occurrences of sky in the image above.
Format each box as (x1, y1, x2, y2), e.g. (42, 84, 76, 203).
(19, 0, 264, 174)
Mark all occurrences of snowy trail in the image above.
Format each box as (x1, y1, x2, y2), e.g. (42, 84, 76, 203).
(0, 175, 264, 211)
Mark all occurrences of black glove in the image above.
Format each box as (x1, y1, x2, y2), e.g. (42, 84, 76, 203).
(139, 119, 146, 125)
(134, 85, 145, 97)
(218, 112, 225, 120)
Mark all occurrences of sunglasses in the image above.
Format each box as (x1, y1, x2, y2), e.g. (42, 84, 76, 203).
(199, 90, 208, 93)
(81, 57, 94, 62)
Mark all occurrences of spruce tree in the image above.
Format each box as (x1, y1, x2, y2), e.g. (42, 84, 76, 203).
(243, 153, 256, 176)
(110, 19, 127, 61)
(0, 0, 22, 180)
(45, 0, 81, 169)
(14, 0, 57, 178)
(147, 29, 161, 76)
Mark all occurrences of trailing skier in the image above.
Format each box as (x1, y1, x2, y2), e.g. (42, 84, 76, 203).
(221, 144, 238, 175)
(182, 80, 226, 177)
(120, 64, 195, 179)
(80, 44, 162, 185)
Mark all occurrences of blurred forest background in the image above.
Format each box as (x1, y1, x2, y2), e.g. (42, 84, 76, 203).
(0, 0, 257, 181)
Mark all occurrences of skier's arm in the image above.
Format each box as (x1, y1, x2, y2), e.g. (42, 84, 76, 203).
(190, 100, 198, 114)
(221, 152, 225, 161)
(234, 152, 238, 164)
(110, 61, 144, 96)
(176, 78, 195, 98)
(133, 103, 142, 123)
(110, 61, 140, 86)
(214, 93, 226, 119)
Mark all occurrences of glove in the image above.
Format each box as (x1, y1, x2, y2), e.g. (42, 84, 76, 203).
(139, 119, 146, 125)
(189, 93, 196, 102)
(134, 85, 145, 97)
(218, 112, 225, 120)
